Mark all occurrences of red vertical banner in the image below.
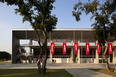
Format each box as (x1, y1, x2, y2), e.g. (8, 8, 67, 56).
(86, 43, 89, 55)
(51, 43, 55, 54)
(99, 46, 101, 54)
(109, 43, 113, 54)
(74, 43, 78, 54)
(97, 43, 101, 54)
(63, 43, 66, 54)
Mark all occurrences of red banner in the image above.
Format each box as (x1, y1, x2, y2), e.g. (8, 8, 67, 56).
(97, 43, 101, 54)
(63, 43, 66, 54)
(86, 43, 89, 55)
(51, 43, 55, 54)
(109, 43, 113, 54)
(74, 43, 78, 54)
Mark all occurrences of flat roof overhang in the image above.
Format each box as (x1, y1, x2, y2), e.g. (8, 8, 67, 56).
(12, 28, 94, 31)
(12, 28, 115, 42)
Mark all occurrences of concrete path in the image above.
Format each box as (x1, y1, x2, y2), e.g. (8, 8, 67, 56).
(66, 68, 113, 77)
(0, 63, 114, 69)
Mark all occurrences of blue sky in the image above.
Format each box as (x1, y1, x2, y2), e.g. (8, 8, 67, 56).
(0, 0, 94, 54)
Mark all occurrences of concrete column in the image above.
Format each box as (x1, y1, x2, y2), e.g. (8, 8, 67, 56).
(95, 49, 99, 63)
(95, 40, 99, 63)
(50, 49, 53, 63)
(71, 41, 73, 45)
(76, 41, 80, 63)
(30, 48, 32, 55)
(77, 49, 80, 63)
(113, 48, 116, 64)
(113, 41, 116, 64)
(70, 48, 74, 63)
(70, 41, 74, 63)
(29, 39, 32, 54)
(50, 41, 52, 63)
(29, 39, 32, 45)
(32, 49, 34, 63)
(29, 39, 33, 63)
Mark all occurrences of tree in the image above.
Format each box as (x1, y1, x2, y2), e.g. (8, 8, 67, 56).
(0, 51, 11, 61)
(0, 0, 57, 74)
(73, 0, 116, 72)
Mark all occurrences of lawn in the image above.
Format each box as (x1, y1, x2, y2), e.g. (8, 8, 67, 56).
(90, 69, 116, 77)
(0, 69, 73, 77)
(0, 61, 11, 64)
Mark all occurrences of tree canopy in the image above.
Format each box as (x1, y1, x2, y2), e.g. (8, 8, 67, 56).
(0, 0, 57, 32)
(73, 0, 116, 44)
(0, 0, 57, 53)
(0, 0, 57, 74)
(73, 0, 116, 72)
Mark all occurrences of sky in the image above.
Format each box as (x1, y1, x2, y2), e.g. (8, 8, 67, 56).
(0, 0, 94, 54)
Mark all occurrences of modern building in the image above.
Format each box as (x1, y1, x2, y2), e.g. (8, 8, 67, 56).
(12, 28, 116, 64)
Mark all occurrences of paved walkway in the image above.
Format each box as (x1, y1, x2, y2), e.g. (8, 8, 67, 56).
(0, 63, 114, 77)
(66, 68, 113, 77)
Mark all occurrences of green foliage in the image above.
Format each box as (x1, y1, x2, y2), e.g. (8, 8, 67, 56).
(0, 0, 57, 33)
(0, 0, 57, 73)
(0, 1, 57, 72)
(0, 51, 11, 61)
(73, 0, 116, 45)
(84, 0, 99, 14)
(110, 13, 116, 39)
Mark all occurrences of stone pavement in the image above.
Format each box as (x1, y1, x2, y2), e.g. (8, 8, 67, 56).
(66, 68, 113, 77)
(0, 63, 115, 77)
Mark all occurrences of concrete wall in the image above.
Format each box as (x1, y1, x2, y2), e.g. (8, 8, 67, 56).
(80, 58, 94, 63)
(52, 58, 70, 63)
(12, 32, 19, 63)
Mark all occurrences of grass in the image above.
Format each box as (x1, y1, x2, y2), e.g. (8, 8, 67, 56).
(0, 61, 11, 64)
(0, 69, 73, 77)
(90, 69, 116, 77)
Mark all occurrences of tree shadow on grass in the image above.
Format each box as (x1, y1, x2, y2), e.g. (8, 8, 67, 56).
(0, 69, 72, 77)
(90, 69, 116, 77)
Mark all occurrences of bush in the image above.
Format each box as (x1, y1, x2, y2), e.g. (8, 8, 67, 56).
(0, 51, 11, 61)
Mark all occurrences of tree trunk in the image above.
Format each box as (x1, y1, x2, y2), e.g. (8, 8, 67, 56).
(114, 64, 116, 72)
(42, 34, 48, 74)
(103, 41, 112, 72)
(42, 48, 48, 73)
(37, 33, 48, 74)
(37, 48, 44, 74)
